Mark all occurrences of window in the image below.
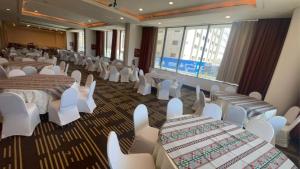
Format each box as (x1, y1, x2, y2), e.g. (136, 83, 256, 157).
(117, 30, 125, 61)
(154, 24, 232, 80)
(161, 27, 184, 72)
(105, 30, 113, 58)
(104, 30, 125, 60)
(78, 31, 85, 52)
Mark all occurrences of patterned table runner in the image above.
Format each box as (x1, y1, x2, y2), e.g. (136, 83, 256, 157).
(0, 74, 75, 97)
(159, 115, 296, 169)
(2, 61, 52, 69)
(213, 92, 276, 118)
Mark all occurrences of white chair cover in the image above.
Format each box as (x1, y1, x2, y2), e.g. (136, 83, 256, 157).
(268, 116, 287, 136)
(167, 98, 183, 119)
(157, 80, 172, 100)
(8, 69, 26, 77)
(52, 65, 61, 75)
(130, 67, 139, 82)
(249, 91, 262, 100)
(202, 103, 222, 120)
(22, 58, 35, 62)
(22, 66, 37, 75)
(109, 66, 120, 82)
(137, 76, 151, 95)
(224, 105, 247, 128)
(246, 119, 274, 143)
(59, 61, 66, 72)
(0, 65, 7, 78)
(71, 70, 82, 84)
(0, 58, 9, 65)
(169, 78, 184, 98)
(39, 68, 55, 75)
(100, 62, 110, 80)
(77, 81, 97, 113)
(120, 67, 130, 83)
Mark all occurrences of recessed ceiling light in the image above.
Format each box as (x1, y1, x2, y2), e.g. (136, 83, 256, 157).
(88, 19, 92, 23)
(12, 23, 16, 27)
(158, 22, 162, 25)
(225, 15, 231, 19)
(169, 1, 174, 5)
(139, 8, 143, 11)
(120, 17, 124, 20)
(27, 24, 31, 27)
(34, 10, 38, 13)
(6, 8, 10, 11)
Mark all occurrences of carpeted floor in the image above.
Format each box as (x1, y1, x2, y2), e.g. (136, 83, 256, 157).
(0, 62, 299, 169)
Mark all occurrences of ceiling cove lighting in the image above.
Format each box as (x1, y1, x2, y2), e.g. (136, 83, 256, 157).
(225, 15, 231, 19)
(120, 17, 124, 20)
(158, 22, 162, 25)
(139, 8, 143, 11)
(6, 8, 11, 11)
(26, 24, 31, 27)
(169, 1, 174, 5)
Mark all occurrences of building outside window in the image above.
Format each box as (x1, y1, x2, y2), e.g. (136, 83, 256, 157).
(155, 24, 231, 80)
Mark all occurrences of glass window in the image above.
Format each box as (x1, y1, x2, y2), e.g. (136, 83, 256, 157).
(161, 27, 184, 72)
(119, 30, 125, 61)
(178, 26, 208, 76)
(78, 31, 85, 52)
(199, 25, 231, 80)
(105, 30, 112, 58)
(154, 28, 165, 68)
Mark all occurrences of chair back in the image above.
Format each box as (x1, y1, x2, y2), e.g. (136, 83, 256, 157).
(110, 66, 118, 73)
(8, 69, 26, 77)
(139, 75, 147, 86)
(39, 68, 55, 75)
(246, 119, 274, 142)
(22, 66, 37, 75)
(120, 67, 130, 75)
(0, 65, 7, 78)
(196, 85, 201, 101)
(71, 70, 81, 83)
(107, 131, 125, 169)
(59, 61, 66, 71)
(65, 64, 69, 74)
(0, 92, 28, 117)
(60, 87, 78, 111)
(139, 69, 144, 76)
(224, 105, 247, 128)
(159, 80, 172, 90)
(210, 85, 220, 98)
(37, 57, 46, 63)
(133, 104, 149, 134)
(22, 58, 35, 62)
(268, 116, 287, 135)
(52, 65, 61, 75)
(224, 86, 236, 93)
(0, 58, 8, 65)
(249, 91, 262, 100)
(87, 81, 96, 99)
(284, 106, 300, 125)
(202, 103, 222, 120)
(167, 98, 183, 119)
(85, 74, 94, 87)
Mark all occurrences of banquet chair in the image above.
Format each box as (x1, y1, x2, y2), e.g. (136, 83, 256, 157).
(48, 87, 80, 126)
(139, 69, 144, 76)
(0, 58, 8, 65)
(8, 69, 26, 77)
(100, 62, 110, 80)
(120, 67, 130, 83)
(249, 91, 262, 100)
(246, 118, 274, 143)
(224, 105, 247, 128)
(276, 106, 300, 147)
(22, 66, 37, 75)
(157, 80, 172, 100)
(137, 76, 152, 95)
(224, 86, 236, 93)
(268, 116, 287, 136)
(0, 92, 40, 138)
(207, 85, 220, 102)
(52, 65, 62, 75)
(192, 85, 201, 110)
(169, 78, 184, 98)
(86, 58, 97, 72)
(77, 81, 96, 113)
(107, 131, 156, 169)
(37, 57, 46, 63)
(39, 68, 55, 75)
(167, 98, 183, 119)
(22, 58, 35, 62)
(202, 103, 222, 120)
(97, 61, 103, 73)
(64, 64, 69, 75)
(59, 61, 66, 73)
(130, 104, 159, 154)
(79, 74, 94, 93)
(71, 70, 82, 84)
(130, 67, 139, 82)
(194, 90, 206, 115)
(109, 66, 120, 82)
(52, 56, 57, 65)
(0, 65, 7, 78)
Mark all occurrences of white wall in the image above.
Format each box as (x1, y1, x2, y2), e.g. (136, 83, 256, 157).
(265, 8, 300, 115)
(66, 31, 74, 50)
(85, 29, 96, 56)
(124, 23, 142, 66)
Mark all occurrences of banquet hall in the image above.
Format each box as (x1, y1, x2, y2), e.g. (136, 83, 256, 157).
(0, 0, 300, 168)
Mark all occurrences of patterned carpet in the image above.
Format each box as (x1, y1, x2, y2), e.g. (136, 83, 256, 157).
(0, 62, 299, 169)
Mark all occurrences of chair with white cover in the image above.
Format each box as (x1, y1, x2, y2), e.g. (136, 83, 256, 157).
(0, 92, 40, 138)
(268, 116, 287, 136)
(71, 70, 81, 84)
(0, 65, 7, 78)
(167, 98, 183, 119)
(52, 65, 61, 75)
(59, 61, 66, 73)
(48, 87, 80, 126)
(64, 64, 69, 75)
(100, 62, 110, 80)
(224, 105, 247, 128)
(109, 66, 120, 82)
(8, 69, 26, 77)
(224, 86, 236, 93)
(0, 58, 8, 65)
(276, 106, 300, 147)
(137, 76, 151, 95)
(107, 131, 156, 169)
(249, 91, 262, 100)
(193, 85, 201, 110)
(246, 118, 274, 143)
(39, 68, 55, 75)
(207, 85, 220, 102)
(77, 81, 96, 113)
(130, 104, 159, 154)
(22, 58, 35, 62)
(120, 67, 130, 83)
(157, 80, 172, 100)
(139, 69, 144, 76)
(86, 58, 97, 72)
(22, 66, 37, 75)
(37, 57, 46, 63)
(202, 103, 222, 120)
(130, 67, 139, 82)
(169, 78, 184, 98)
(194, 91, 206, 115)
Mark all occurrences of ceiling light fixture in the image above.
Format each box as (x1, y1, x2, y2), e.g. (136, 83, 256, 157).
(169, 1, 174, 5)
(34, 10, 38, 13)
(6, 8, 11, 11)
(27, 24, 31, 27)
(88, 19, 92, 23)
(225, 15, 231, 19)
(12, 23, 16, 27)
(139, 8, 143, 11)
(158, 22, 162, 25)
(120, 17, 124, 20)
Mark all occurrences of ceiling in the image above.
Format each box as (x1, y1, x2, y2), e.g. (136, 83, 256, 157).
(0, 0, 300, 30)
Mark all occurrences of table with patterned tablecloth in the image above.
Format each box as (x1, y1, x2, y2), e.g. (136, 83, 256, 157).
(154, 115, 297, 169)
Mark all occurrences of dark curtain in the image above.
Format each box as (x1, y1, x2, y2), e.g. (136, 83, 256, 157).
(95, 31, 105, 57)
(73, 32, 78, 52)
(110, 29, 117, 61)
(237, 18, 290, 99)
(139, 27, 157, 73)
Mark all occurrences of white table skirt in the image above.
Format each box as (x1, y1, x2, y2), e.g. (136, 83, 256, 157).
(153, 143, 177, 169)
